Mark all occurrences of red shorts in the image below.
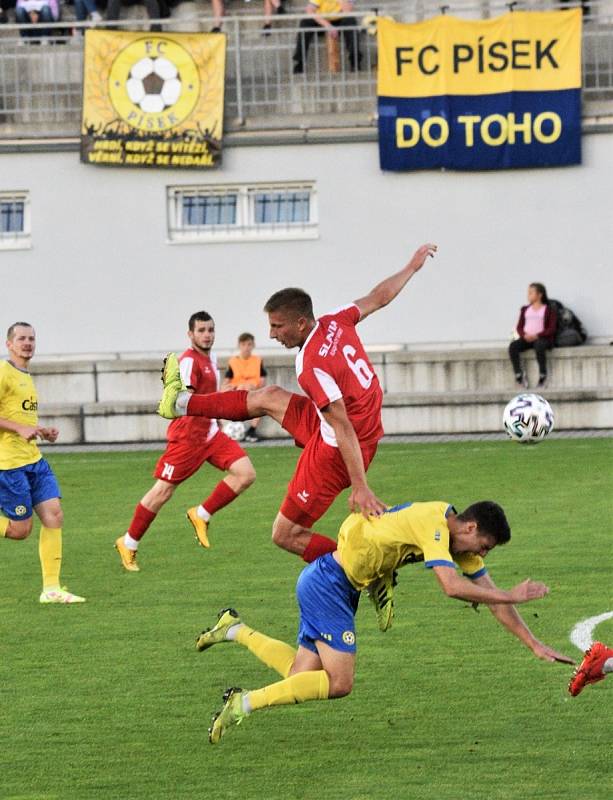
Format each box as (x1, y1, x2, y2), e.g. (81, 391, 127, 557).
(281, 394, 319, 448)
(153, 430, 246, 485)
(280, 396, 379, 527)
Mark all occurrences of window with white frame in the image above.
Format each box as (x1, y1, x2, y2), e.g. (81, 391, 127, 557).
(0, 192, 31, 250)
(167, 182, 318, 243)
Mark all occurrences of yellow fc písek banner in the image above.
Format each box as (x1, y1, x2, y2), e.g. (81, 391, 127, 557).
(81, 31, 226, 169)
(377, 10, 582, 171)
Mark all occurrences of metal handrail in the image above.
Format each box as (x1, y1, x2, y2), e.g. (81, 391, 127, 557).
(0, 3, 611, 140)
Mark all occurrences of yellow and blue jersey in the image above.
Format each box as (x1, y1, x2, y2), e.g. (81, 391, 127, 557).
(337, 501, 486, 590)
(0, 360, 41, 471)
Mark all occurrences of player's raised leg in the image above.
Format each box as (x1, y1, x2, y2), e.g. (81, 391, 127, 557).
(158, 357, 294, 429)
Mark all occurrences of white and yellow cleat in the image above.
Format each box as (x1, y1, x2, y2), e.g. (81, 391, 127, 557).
(187, 507, 210, 548)
(208, 687, 248, 744)
(114, 536, 140, 572)
(157, 352, 185, 419)
(39, 587, 86, 604)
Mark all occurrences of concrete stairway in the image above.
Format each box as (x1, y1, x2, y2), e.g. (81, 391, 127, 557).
(34, 343, 613, 443)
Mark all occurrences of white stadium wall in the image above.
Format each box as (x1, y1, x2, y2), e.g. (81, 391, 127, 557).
(1, 131, 612, 356)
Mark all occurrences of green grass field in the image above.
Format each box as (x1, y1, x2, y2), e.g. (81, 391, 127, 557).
(1, 438, 612, 800)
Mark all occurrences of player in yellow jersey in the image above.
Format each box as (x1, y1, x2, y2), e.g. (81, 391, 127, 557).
(197, 500, 574, 743)
(0, 322, 85, 604)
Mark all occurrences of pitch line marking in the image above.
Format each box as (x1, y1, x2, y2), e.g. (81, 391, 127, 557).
(570, 610, 613, 653)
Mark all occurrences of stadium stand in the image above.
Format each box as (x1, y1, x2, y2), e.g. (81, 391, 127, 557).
(32, 344, 613, 442)
(0, 1, 612, 137)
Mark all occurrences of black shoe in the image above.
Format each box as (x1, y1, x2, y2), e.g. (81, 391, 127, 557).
(537, 375, 548, 390)
(515, 372, 528, 389)
(244, 427, 260, 443)
(211, 26, 222, 33)
(293, 62, 304, 75)
(262, 23, 272, 36)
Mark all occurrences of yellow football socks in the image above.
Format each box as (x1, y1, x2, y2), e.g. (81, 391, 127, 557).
(236, 625, 296, 678)
(0, 515, 8, 537)
(247, 670, 330, 711)
(39, 527, 62, 590)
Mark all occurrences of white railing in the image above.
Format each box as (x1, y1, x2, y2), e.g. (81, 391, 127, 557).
(0, 1, 611, 138)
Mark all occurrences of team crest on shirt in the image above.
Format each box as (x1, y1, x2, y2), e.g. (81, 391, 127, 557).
(342, 631, 355, 645)
(14, 505, 27, 516)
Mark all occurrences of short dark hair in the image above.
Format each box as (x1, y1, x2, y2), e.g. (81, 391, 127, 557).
(188, 311, 213, 331)
(530, 282, 549, 304)
(263, 288, 314, 320)
(238, 332, 255, 343)
(456, 501, 511, 545)
(7, 321, 33, 340)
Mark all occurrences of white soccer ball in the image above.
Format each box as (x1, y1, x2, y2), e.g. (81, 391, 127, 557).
(126, 56, 182, 113)
(503, 393, 554, 444)
(223, 421, 247, 442)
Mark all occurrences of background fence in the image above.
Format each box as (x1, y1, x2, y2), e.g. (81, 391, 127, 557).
(0, 0, 612, 137)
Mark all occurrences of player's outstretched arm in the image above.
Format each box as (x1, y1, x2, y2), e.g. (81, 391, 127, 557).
(433, 565, 549, 606)
(471, 573, 575, 664)
(321, 399, 386, 518)
(353, 243, 437, 322)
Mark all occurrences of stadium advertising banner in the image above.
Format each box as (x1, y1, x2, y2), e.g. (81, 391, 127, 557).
(377, 10, 582, 171)
(81, 31, 226, 169)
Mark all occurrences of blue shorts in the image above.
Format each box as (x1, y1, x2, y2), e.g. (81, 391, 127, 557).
(0, 459, 61, 521)
(296, 553, 360, 655)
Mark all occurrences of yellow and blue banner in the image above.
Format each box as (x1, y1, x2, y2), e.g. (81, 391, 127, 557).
(81, 31, 225, 169)
(377, 10, 582, 171)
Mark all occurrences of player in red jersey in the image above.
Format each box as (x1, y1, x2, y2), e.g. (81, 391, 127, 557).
(115, 311, 255, 572)
(158, 245, 436, 568)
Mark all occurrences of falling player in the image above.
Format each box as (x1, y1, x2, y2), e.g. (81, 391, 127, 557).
(115, 311, 255, 572)
(0, 322, 85, 603)
(196, 500, 574, 743)
(158, 244, 437, 628)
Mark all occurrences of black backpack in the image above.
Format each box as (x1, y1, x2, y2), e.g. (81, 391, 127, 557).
(548, 299, 588, 347)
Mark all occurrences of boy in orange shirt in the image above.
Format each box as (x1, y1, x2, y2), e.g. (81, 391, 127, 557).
(223, 333, 267, 442)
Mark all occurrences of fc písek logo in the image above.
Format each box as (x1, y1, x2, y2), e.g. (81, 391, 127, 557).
(14, 505, 27, 516)
(342, 631, 355, 645)
(108, 37, 200, 132)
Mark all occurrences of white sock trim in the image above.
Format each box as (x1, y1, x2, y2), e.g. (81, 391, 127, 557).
(226, 623, 242, 641)
(175, 391, 190, 415)
(197, 505, 211, 522)
(241, 693, 252, 714)
(124, 533, 139, 550)
(603, 657, 613, 674)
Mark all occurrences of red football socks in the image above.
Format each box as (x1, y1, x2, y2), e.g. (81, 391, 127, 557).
(302, 533, 337, 563)
(128, 503, 157, 541)
(202, 481, 239, 516)
(187, 390, 249, 420)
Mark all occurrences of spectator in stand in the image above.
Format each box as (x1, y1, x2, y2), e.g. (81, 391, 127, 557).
(209, 0, 223, 32)
(262, 0, 285, 35)
(105, 0, 169, 32)
(15, 0, 60, 38)
(293, 0, 361, 74)
(74, 0, 102, 22)
(222, 333, 267, 443)
(509, 282, 557, 390)
(0, 2, 8, 23)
